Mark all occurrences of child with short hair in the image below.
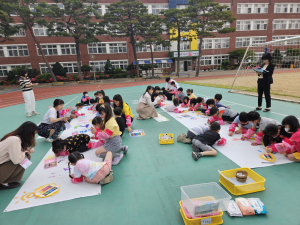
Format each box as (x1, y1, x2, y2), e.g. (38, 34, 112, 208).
(67, 103, 85, 118)
(103, 96, 113, 107)
(153, 93, 164, 108)
(191, 122, 226, 161)
(88, 99, 97, 111)
(98, 90, 105, 105)
(151, 86, 161, 102)
(114, 107, 125, 137)
(188, 99, 197, 111)
(177, 87, 185, 103)
(201, 99, 215, 114)
(81, 91, 91, 105)
(214, 94, 230, 108)
(264, 124, 292, 151)
(228, 112, 253, 136)
(241, 111, 280, 146)
(68, 151, 113, 185)
(52, 134, 91, 156)
(181, 96, 190, 107)
(94, 91, 99, 102)
(170, 81, 178, 94)
(208, 107, 238, 125)
(165, 98, 181, 113)
(177, 125, 209, 144)
(186, 89, 196, 99)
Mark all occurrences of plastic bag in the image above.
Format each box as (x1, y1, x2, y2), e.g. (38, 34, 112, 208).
(247, 198, 268, 215)
(235, 198, 255, 216)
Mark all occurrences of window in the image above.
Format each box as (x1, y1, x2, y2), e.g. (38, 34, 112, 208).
(236, 37, 251, 47)
(275, 4, 300, 13)
(29, 4, 35, 12)
(61, 62, 78, 73)
(61, 44, 76, 55)
(254, 4, 268, 13)
(96, 6, 102, 15)
(40, 63, 54, 74)
(176, 5, 188, 9)
(236, 20, 268, 31)
(252, 37, 267, 44)
(180, 42, 190, 51)
(201, 56, 212, 66)
(237, 4, 268, 14)
(11, 28, 26, 37)
(90, 60, 128, 71)
(7, 45, 29, 57)
(219, 3, 231, 11)
(10, 64, 32, 69)
(152, 5, 168, 15)
(155, 44, 169, 52)
(201, 38, 229, 49)
(253, 21, 268, 30)
(109, 43, 127, 53)
(214, 55, 229, 65)
(0, 66, 7, 76)
(38, 45, 58, 56)
(236, 20, 251, 31)
(137, 44, 169, 52)
(272, 36, 300, 45)
(0, 47, 4, 57)
(273, 20, 300, 30)
(288, 20, 300, 29)
(33, 25, 48, 36)
(104, 5, 109, 14)
(111, 61, 128, 70)
(88, 43, 106, 54)
(253, 53, 264, 62)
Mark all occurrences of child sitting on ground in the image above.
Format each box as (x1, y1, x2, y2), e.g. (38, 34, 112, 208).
(181, 96, 190, 107)
(67, 103, 85, 118)
(241, 111, 280, 146)
(114, 107, 125, 137)
(177, 125, 209, 144)
(170, 81, 178, 95)
(214, 94, 230, 109)
(52, 134, 91, 156)
(191, 122, 226, 161)
(98, 90, 105, 105)
(228, 112, 253, 136)
(88, 99, 97, 111)
(188, 99, 197, 111)
(68, 151, 113, 185)
(186, 89, 197, 99)
(200, 99, 215, 114)
(81, 91, 91, 105)
(94, 91, 99, 102)
(103, 96, 114, 108)
(177, 87, 185, 103)
(151, 86, 161, 102)
(153, 93, 164, 108)
(208, 107, 238, 125)
(165, 98, 181, 113)
(263, 123, 292, 151)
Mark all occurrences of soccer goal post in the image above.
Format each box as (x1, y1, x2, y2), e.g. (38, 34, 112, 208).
(229, 36, 300, 101)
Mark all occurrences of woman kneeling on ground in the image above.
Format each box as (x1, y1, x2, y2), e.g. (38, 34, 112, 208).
(38, 99, 68, 142)
(136, 86, 159, 120)
(0, 122, 38, 190)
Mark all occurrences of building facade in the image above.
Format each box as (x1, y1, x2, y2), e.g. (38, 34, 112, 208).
(0, 0, 299, 78)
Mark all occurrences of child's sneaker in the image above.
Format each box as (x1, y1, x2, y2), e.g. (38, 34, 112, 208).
(191, 144, 200, 152)
(122, 145, 128, 154)
(192, 152, 202, 161)
(177, 133, 186, 142)
(112, 153, 123, 165)
(182, 137, 192, 144)
(45, 137, 53, 143)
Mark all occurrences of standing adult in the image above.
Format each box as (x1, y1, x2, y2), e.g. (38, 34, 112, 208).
(136, 86, 159, 120)
(163, 77, 180, 100)
(38, 99, 68, 142)
(255, 53, 274, 112)
(19, 69, 39, 117)
(0, 121, 38, 190)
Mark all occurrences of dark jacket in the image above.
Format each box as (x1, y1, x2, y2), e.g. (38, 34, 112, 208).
(257, 63, 274, 84)
(194, 130, 221, 146)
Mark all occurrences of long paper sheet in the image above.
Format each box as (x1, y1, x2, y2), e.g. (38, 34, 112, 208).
(161, 101, 293, 168)
(5, 108, 101, 212)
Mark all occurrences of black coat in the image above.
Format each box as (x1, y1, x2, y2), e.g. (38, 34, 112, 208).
(257, 63, 274, 84)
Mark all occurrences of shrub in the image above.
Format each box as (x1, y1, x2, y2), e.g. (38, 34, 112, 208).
(35, 73, 51, 83)
(126, 63, 135, 71)
(222, 60, 230, 69)
(52, 62, 66, 76)
(4, 80, 9, 85)
(104, 59, 114, 74)
(0, 80, 4, 85)
(114, 68, 123, 74)
(27, 68, 40, 78)
(10, 79, 16, 85)
(81, 64, 92, 76)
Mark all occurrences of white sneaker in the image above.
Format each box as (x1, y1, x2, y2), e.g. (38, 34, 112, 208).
(46, 138, 53, 143)
(32, 111, 40, 115)
(27, 113, 31, 117)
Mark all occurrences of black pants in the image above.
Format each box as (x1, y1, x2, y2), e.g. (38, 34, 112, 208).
(81, 99, 90, 105)
(222, 113, 239, 123)
(258, 80, 271, 108)
(121, 114, 133, 128)
(163, 90, 174, 100)
(186, 130, 196, 140)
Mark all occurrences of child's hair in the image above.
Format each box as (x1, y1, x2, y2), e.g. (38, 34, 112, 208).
(113, 94, 124, 109)
(215, 94, 222, 101)
(206, 99, 215, 106)
(210, 122, 221, 131)
(92, 116, 102, 126)
(196, 97, 203, 103)
(113, 107, 122, 116)
(161, 87, 165, 91)
(94, 91, 99, 96)
(173, 98, 179, 107)
(83, 91, 88, 95)
(103, 96, 110, 104)
(171, 81, 175, 85)
(186, 89, 193, 93)
(76, 102, 84, 107)
(152, 93, 158, 98)
(98, 90, 105, 96)
(53, 99, 64, 118)
(282, 115, 300, 132)
(190, 98, 197, 106)
(155, 86, 161, 91)
(178, 87, 183, 92)
(99, 103, 113, 130)
(165, 77, 170, 82)
(239, 112, 248, 123)
(158, 92, 163, 96)
(68, 151, 84, 178)
(263, 124, 280, 147)
(183, 96, 189, 103)
(90, 99, 96, 104)
(247, 111, 260, 122)
(209, 107, 219, 116)
(95, 104, 102, 113)
(52, 138, 67, 154)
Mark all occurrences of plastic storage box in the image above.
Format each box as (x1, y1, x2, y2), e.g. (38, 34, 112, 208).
(219, 167, 266, 195)
(159, 133, 174, 144)
(180, 202, 223, 225)
(181, 182, 231, 218)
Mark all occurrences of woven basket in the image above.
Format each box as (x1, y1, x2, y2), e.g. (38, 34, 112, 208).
(236, 170, 248, 183)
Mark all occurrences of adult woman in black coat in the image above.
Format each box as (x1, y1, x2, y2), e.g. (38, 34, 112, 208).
(255, 53, 274, 112)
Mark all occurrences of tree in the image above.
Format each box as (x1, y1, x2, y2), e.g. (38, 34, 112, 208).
(52, 62, 66, 76)
(81, 64, 92, 77)
(42, 0, 104, 81)
(137, 14, 170, 77)
(0, 10, 21, 42)
(103, 0, 148, 76)
(272, 48, 282, 64)
(229, 49, 254, 65)
(162, 8, 194, 76)
(104, 59, 114, 74)
(1, 0, 57, 81)
(188, 0, 236, 77)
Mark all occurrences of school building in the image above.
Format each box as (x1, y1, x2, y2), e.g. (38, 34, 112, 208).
(0, 0, 299, 78)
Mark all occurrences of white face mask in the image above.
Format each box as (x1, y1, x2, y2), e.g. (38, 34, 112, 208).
(285, 127, 290, 132)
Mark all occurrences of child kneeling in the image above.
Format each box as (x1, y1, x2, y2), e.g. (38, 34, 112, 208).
(69, 151, 113, 185)
(177, 125, 209, 144)
(191, 122, 226, 161)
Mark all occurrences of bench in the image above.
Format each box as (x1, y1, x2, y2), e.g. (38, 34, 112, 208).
(158, 74, 170, 80)
(77, 80, 90, 84)
(52, 82, 65, 86)
(134, 77, 147, 81)
(178, 73, 190, 78)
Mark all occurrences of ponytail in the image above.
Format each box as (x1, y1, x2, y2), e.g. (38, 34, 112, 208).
(92, 116, 102, 126)
(68, 151, 84, 178)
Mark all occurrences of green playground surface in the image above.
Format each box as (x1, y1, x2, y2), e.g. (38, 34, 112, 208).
(1, 83, 300, 225)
